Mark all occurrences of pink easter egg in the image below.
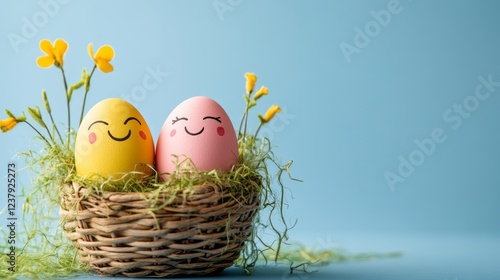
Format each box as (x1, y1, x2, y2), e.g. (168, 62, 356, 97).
(156, 96, 238, 180)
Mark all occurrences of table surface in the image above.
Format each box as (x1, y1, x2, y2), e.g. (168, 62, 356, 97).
(67, 234, 500, 280)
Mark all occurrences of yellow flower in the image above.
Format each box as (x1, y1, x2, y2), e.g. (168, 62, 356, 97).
(88, 43, 114, 73)
(0, 117, 18, 133)
(254, 86, 269, 101)
(36, 39, 68, 68)
(245, 72, 257, 94)
(262, 104, 281, 123)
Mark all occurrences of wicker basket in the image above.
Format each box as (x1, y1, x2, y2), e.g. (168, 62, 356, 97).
(60, 181, 259, 278)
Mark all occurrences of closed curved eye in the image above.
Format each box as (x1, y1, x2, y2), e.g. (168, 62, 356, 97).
(124, 117, 142, 125)
(88, 120, 109, 130)
(172, 116, 188, 125)
(203, 116, 221, 123)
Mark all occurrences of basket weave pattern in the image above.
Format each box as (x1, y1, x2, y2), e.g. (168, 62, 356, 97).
(60, 182, 259, 277)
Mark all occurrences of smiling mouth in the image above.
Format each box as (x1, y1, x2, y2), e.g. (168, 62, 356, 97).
(108, 130, 132, 142)
(184, 127, 204, 136)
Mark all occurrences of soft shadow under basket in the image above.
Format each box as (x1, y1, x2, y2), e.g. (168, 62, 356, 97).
(60, 180, 260, 278)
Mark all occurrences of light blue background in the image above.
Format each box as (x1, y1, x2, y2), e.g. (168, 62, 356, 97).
(1, 0, 500, 279)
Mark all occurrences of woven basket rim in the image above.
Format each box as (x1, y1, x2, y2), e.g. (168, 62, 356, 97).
(61, 181, 259, 209)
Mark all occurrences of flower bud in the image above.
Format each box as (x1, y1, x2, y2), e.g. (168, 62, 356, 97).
(245, 72, 257, 94)
(42, 90, 51, 113)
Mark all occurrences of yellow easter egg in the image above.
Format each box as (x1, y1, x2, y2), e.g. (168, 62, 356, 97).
(75, 98, 154, 180)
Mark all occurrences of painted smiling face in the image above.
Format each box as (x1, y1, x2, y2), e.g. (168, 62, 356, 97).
(156, 96, 238, 180)
(75, 98, 154, 180)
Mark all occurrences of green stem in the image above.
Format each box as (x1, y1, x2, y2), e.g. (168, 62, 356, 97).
(61, 67, 69, 92)
(243, 106, 249, 137)
(60, 67, 70, 136)
(43, 125, 56, 146)
(254, 123, 264, 141)
(49, 113, 64, 145)
(238, 111, 246, 137)
(238, 102, 249, 137)
(24, 121, 51, 147)
(238, 93, 252, 137)
(60, 67, 75, 151)
(79, 65, 96, 125)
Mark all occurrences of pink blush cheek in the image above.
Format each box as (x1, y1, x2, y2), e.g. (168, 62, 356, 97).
(170, 129, 176, 137)
(139, 130, 147, 140)
(89, 132, 97, 144)
(217, 127, 225, 136)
